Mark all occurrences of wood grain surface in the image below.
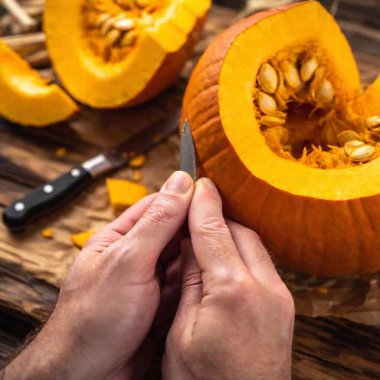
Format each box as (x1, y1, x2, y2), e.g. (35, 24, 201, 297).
(0, 1, 380, 378)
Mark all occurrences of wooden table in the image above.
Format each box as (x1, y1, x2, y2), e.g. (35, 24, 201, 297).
(1, 1, 380, 379)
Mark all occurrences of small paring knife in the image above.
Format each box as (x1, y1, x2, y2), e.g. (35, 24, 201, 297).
(180, 119, 197, 181)
(3, 109, 181, 232)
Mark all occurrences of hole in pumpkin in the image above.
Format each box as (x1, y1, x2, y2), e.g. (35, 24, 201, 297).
(255, 45, 380, 169)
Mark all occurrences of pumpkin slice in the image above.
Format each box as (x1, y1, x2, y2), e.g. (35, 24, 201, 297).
(0, 39, 78, 127)
(44, 0, 211, 109)
(183, 1, 380, 276)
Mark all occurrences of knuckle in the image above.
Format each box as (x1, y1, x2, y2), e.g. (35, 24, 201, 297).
(182, 270, 202, 290)
(228, 277, 253, 297)
(106, 239, 134, 267)
(218, 273, 254, 301)
(273, 284, 295, 316)
(141, 195, 181, 226)
(194, 215, 230, 238)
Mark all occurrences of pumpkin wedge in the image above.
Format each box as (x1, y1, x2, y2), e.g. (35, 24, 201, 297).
(182, 1, 380, 276)
(44, 0, 211, 109)
(0, 39, 78, 127)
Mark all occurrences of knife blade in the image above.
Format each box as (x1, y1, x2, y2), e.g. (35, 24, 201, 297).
(180, 119, 197, 181)
(3, 108, 181, 231)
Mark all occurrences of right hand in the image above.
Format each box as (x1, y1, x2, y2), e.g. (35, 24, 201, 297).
(162, 178, 295, 380)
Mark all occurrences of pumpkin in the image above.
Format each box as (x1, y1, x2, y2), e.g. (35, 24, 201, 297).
(44, 0, 211, 109)
(182, 1, 380, 276)
(0, 39, 78, 127)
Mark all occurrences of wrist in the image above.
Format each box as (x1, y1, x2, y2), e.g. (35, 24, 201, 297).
(2, 316, 99, 380)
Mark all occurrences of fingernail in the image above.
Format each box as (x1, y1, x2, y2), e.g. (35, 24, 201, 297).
(162, 171, 193, 194)
(198, 177, 217, 191)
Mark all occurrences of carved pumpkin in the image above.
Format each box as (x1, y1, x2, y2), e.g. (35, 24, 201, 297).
(44, 0, 211, 109)
(182, 1, 380, 276)
(0, 39, 78, 127)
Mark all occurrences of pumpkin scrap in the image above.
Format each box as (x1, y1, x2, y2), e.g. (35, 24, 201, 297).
(129, 154, 146, 168)
(41, 227, 54, 239)
(44, 0, 211, 108)
(132, 169, 143, 181)
(71, 230, 96, 248)
(55, 147, 68, 158)
(0, 39, 78, 127)
(107, 177, 149, 210)
(182, 1, 380, 276)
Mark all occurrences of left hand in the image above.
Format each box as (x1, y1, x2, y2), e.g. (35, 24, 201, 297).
(2, 171, 194, 380)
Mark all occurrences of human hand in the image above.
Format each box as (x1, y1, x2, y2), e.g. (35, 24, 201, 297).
(163, 178, 295, 380)
(2, 171, 194, 380)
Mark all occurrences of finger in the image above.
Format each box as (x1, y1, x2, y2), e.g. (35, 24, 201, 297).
(110, 171, 194, 281)
(159, 227, 188, 265)
(171, 239, 202, 338)
(227, 220, 282, 284)
(153, 255, 183, 330)
(189, 178, 247, 275)
(84, 193, 157, 249)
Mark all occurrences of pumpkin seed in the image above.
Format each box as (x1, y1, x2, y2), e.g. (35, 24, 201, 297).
(367, 116, 380, 129)
(119, 30, 138, 47)
(344, 140, 365, 156)
(258, 63, 278, 94)
(337, 130, 360, 146)
(261, 115, 286, 127)
(349, 144, 376, 163)
(258, 92, 277, 115)
(113, 17, 135, 31)
(283, 61, 301, 89)
(315, 79, 334, 103)
(101, 17, 115, 36)
(105, 29, 122, 46)
(300, 58, 318, 82)
(95, 13, 111, 28)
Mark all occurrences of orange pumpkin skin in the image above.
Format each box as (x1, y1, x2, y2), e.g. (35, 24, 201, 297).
(182, 2, 380, 276)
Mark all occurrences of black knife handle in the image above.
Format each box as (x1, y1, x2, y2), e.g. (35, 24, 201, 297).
(2, 166, 92, 231)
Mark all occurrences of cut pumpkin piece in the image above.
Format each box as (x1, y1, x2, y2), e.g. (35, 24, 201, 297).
(0, 39, 78, 127)
(44, 0, 211, 109)
(182, 1, 380, 276)
(107, 178, 149, 211)
(71, 230, 96, 248)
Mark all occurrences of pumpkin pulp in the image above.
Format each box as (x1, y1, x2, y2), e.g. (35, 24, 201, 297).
(255, 44, 380, 169)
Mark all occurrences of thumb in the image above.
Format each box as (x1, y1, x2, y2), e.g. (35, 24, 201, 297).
(171, 239, 202, 338)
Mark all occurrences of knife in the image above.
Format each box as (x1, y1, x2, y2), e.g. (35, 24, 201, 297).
(180, 119, 197, 181)
(3, 108, 181, 231)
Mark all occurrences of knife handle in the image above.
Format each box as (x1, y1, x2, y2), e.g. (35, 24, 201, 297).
(2, 166, 92, 231)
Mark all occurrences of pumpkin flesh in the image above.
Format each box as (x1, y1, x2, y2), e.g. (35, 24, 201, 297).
(0, 39, 78, 127)
(183, 1, 380, 276)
